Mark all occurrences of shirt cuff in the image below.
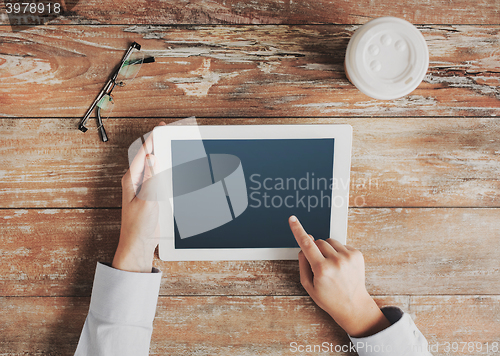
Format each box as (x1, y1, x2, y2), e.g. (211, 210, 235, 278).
(349, 307, 430, 356)
(89, 262, 162, 326)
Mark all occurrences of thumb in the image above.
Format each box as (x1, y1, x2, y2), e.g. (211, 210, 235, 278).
(144, 154, 156, 181)
(137, 154, 157, 201)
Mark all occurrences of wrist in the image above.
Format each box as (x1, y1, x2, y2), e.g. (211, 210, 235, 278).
(112, 242, 155, 273)
(333, 293, 392, 338)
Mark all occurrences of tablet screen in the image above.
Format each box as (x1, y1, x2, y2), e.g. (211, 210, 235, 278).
(172, 138, 334, 249)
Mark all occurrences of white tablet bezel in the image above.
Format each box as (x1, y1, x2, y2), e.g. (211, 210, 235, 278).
(154, 124, 352, 261)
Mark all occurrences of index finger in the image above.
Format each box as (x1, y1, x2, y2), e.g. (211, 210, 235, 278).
(288, 215, 325, 265)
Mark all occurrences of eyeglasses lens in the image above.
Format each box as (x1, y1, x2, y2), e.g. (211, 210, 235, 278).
(95, 49, 144, 130)
(116, 49, 144, 85)
(96, 94, 114, 129)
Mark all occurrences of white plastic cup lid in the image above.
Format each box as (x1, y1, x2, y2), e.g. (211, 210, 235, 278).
(345, 17, 429, 100)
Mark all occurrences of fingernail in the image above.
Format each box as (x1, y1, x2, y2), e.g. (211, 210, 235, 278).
(146, 154, 155, 167)
(290, 215, 297, 223)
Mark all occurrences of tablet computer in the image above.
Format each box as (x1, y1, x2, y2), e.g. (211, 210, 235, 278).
(153, 124, 352, 261)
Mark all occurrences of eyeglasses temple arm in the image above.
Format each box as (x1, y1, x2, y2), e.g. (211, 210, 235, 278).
(78, 42, 142, 132)
(96, 106, 109, 142)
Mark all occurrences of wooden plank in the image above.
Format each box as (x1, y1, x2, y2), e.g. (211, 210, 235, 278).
(0, 209, 120, 297)
(0, 296, 401, 355)
(0, 118, 498, 209)
(410, 296, 500, 354)
(1, 208, 499, 297)
(352, 208, 500, 295)
(1, 295, 499, 355)
(0, 296, 88, 355)
(149, 296, 408, 356)
(0, 25, 498, 118)
(1, 0, 499, 25)
(152, 296, 500, 356)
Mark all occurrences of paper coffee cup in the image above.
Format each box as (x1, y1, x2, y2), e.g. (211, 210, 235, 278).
(344, 17, 429, 100)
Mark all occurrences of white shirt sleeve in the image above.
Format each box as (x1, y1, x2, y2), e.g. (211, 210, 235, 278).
(349, 306, 432, 356)
(74, 262, 162, 356)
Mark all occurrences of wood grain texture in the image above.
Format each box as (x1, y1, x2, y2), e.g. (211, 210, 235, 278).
(0, 25, 498, 118)
(151, 296, 500, 356)
(1, 295, 498, 355)
(1, 0, 499, 25)
(410, 296, 500, 352)
(1, 118, 498, 209)
(0, 4, 499, 355)
(0, 296, 88, 355)
(0, 296, 400, 356)
(2, 208, 499, 297)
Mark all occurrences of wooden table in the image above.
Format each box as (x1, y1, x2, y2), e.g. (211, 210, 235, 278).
(1, 1, 499, 355)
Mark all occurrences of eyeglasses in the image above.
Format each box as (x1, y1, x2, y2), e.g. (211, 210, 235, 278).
(78, 42, 155, 142)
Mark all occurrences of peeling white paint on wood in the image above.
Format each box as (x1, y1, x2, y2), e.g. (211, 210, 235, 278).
(0, 25, 498, 117)
(168, 58, 241, 96)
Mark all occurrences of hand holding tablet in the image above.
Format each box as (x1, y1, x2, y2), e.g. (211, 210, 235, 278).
(112, 121, 166, 273)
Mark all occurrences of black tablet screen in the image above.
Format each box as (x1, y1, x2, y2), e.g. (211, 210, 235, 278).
(172, 139, 334, 249)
